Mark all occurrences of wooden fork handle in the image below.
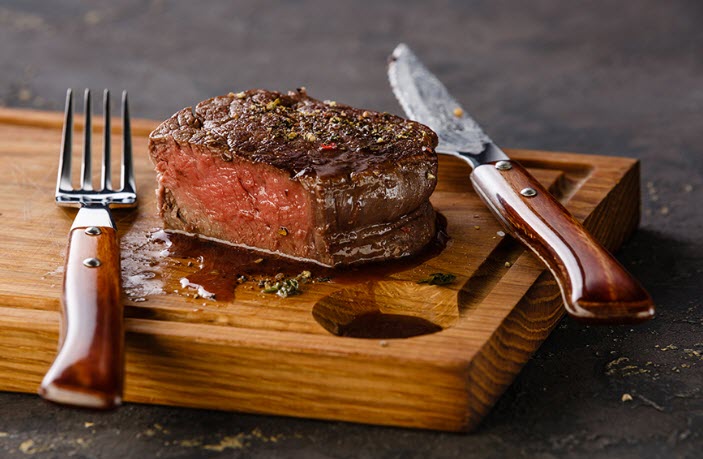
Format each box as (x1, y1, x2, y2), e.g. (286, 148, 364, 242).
(39, 226, 124, 409)
(470, 159, 654, 324)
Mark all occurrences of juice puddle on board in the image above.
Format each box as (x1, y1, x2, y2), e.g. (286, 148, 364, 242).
(120, 215, 450, 339)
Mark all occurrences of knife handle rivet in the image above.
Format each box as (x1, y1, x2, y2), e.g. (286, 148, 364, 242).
(84, 226, 102, 236)
(495, 161, 512, 171)
(83, 257, 102, 268)
(520, 187, 538, 198)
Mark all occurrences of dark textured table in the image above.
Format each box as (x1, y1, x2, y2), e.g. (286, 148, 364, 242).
(1, 1, 701, 457)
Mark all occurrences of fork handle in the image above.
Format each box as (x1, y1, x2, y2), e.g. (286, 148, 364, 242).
(470, 159, 654, 324)
(39, 225, 124, 409)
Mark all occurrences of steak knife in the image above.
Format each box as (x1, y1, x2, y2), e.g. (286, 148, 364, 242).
(388, 44, 654, 323)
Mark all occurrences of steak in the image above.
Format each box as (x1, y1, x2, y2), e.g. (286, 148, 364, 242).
(148, 88, 438, 266)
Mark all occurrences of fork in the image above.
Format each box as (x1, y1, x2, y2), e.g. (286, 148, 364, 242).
(39, 89, 137, 409)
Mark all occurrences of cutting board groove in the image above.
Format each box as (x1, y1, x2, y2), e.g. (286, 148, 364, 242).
(0, 108, 641, 431)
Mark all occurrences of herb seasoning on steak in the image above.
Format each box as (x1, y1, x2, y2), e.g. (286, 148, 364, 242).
(148, 88, 439, 266)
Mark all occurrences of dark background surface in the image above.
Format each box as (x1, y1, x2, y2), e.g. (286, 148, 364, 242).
(1, 0, 702, 457)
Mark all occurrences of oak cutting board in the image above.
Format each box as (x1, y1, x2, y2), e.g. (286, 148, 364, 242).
(0, 107, 641, 431)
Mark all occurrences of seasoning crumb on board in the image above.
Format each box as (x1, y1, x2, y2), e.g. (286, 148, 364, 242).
(261, 270, 313, 298)
(621, 393, 633, 402)
(417, 272, 456, 285)
(505, 261, 512, 268)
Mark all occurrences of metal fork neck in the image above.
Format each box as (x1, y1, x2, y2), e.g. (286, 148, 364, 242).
(70, 206, 116, 230)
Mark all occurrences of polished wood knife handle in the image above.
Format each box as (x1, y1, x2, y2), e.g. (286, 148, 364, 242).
(470, 160, 654, 324)
(39, 226, 124, 409)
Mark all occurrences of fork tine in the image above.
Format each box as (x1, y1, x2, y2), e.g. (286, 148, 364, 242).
(120, 91, 136, 193)
(101, 89, 112, 191)
(80, 89, 93, 191)
(56, 89, 73, 193)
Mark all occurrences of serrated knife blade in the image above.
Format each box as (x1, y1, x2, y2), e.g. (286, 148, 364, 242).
(389, 43, 506, 167)
(387, 43, 654, 324)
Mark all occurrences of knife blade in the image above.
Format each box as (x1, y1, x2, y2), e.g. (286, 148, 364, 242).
(388, 43, 654, 324)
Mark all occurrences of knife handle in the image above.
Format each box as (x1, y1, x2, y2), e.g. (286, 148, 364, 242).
(39, 226, 124, 409)
(470, 160, 654, 324)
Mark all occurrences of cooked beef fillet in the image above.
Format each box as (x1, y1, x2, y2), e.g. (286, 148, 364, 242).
(148, 88, 438, 266)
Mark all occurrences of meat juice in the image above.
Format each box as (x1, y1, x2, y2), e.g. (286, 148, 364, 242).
(121, 214, 449, 339)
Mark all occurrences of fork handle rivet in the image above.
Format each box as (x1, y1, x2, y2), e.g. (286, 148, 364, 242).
(495, 161, 512, 171)
(84, 226, 102, 236)
(520, 187, 538, 197)
(83, 258, 102, 268)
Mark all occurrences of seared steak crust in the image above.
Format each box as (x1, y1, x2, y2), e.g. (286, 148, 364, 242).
(149, 89, 439, 266)
(152, 89, 437, 178)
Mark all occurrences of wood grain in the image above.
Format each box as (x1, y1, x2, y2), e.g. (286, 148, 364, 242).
(471, 160, 653, 323)
(0, 108, 643, 431)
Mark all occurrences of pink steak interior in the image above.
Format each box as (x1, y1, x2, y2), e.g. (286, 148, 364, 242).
(153, 142, 316, 259)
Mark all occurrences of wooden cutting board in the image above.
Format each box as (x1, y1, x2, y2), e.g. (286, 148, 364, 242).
(0, 107, 641, 431)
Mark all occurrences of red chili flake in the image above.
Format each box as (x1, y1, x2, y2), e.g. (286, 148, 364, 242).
(400, 226, 411, 234)
(320, 143, 337, 151)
